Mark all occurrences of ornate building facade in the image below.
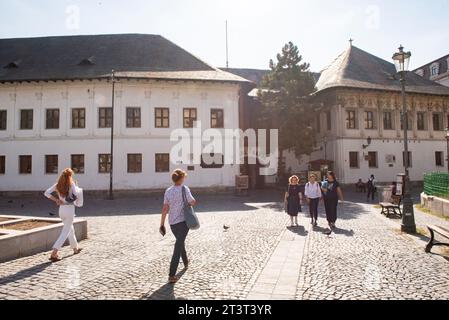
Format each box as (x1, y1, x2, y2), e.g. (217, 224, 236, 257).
(284, 45, 449, 184)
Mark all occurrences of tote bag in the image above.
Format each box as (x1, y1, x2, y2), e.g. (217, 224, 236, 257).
(182, 186, 200, 230)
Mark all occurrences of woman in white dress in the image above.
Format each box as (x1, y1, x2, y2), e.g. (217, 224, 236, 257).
(44, 168, 83, 262)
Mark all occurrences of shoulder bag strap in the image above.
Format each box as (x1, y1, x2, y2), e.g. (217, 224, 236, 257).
(182, 186, 189, 207)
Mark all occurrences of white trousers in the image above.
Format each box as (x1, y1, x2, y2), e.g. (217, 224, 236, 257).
(53, 205, 78, 250)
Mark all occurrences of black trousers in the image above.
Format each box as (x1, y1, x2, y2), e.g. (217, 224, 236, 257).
(324, 198, 338, 224)
(367, 187, 376, 200)
(308, 198, 320, 221)
(169, 221, 189, 277)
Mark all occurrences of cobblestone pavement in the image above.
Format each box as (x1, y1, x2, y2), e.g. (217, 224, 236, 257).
(0, 191, 448, 300)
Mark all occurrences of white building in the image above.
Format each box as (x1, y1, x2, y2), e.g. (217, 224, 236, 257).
(286, 44, 449, 184)
(0, 34, 249, 192)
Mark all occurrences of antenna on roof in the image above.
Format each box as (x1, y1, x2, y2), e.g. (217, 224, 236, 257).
(349, 38, 354, 46)
(226, 20, 229, 68)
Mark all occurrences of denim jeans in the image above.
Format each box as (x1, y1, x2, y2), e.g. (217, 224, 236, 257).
(169, 221, 189, 277)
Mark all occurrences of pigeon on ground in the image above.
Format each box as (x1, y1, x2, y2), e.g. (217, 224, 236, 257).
(223, 225, 230, 231)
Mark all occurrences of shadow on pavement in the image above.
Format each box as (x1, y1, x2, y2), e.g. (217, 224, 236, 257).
(143, 269, 187, 300)
(0, 261, 52, 286)
(286, 225, 308, 237)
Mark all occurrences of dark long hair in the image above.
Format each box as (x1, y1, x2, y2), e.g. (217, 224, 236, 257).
(327, 171, 337, 182)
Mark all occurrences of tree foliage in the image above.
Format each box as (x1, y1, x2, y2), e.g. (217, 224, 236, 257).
(258, 42, 318, 161)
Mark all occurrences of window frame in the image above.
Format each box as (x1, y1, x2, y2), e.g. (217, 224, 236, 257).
(155, 108, 170, 128)
(155, 153, 170, 173)
(211, 109, 224, 129)
(365, 111, 375, 130)
(45, 155, 58, 175)
(349, 152, 359, 169)
(200, 153, 225, 169)
(71, 154, 85, 174)
(46, 109, 60, 130)
(127, 154, 142, 173)
(126, 107, 141, 128)
(183, 108, 197, 128)
(368, 152, 378, 168)
(0, 155, 5, 174)
(98, 107, 113, 129)
(432, 113, 443, 131)
(71, 108, 86, 129)
(435, 151, 444, 167)
(346, 110, 357, 129)
(20, 109, 34, 130)
(98, 154, 112, 174)
(383, 111, 394, 130)
(417, 112, 426, 131)
(19, 155, 32, 174)
(326, 110, 332, 131)
(0, 110, 6, 130)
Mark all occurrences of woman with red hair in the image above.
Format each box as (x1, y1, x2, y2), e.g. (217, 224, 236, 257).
(44, 168, 83, 262)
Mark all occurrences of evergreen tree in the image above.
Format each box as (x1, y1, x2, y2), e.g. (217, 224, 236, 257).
(258, 42, 318, 178)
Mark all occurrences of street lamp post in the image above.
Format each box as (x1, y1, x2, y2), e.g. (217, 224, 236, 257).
(108, 70, 116, 200)
(392, 45, 416, 234)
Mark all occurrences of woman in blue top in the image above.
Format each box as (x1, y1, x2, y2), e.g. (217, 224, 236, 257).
(321, 171, 344, 229)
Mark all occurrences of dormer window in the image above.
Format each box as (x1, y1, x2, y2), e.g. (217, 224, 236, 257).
(430, 62, 440, 78)
(78, 56, 95, 66)
(3, 59, 21, 69)
(415, 69, 424, 77)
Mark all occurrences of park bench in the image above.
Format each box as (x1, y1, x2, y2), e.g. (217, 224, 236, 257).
(425, 225, 449, 253)
(380, 195, 402, 217)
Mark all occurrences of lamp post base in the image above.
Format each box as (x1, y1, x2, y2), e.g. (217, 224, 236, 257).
(401, 196, 416, 234)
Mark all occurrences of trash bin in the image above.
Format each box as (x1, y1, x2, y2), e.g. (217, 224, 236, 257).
(377, 186, 393, 203)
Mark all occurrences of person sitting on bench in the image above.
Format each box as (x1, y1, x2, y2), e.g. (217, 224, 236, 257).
(356, 179, 366, 193)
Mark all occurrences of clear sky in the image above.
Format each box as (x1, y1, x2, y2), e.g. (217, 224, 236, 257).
(1, 0, 448, 72)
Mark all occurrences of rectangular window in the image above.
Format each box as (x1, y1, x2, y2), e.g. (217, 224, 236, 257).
(211, 109, 224, 128)
(45, 155, 58, 174)
(0, 155, 5, 174)
(126, 107, 141, 128)
(183, 108, 197, 128)
(365, 111, 375, 129)
(72, 108, 86, 129)
(432, 113, 443, 131)
(349, 152, 359, 168)
(383, 111, 393, 130)
(46, 109, 60, 129)
(155, 108, 169, 128)
(326, 111, 332, 131)
(99, 107, 113, 128)
(127, 154, 142, 173)
(98, 154, 112, 174)
(417, 112, 426, 131)
(368, 152, 378, 168)
(20, 109, 33, 130)
(71, 154, 85, 174)
(201, 153, 225, 169)
(155, 154, 170, 173)
(0, 110, 6, 130)
(19, 155, 32, 174)
(316, 113, 321, 133)
(346, 110, 356, 129)
(435, 152, 444, 167)
(402, 151, 412, 168)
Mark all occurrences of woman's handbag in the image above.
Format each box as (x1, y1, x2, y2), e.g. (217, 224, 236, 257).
(182, 186, 200, 230)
